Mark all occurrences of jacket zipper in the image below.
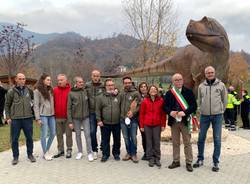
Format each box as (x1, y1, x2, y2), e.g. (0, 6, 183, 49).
(151, 100, 154, 126)
(209, 85, 212, 115)
(81, 91, 84, 119)
(110, 96, 113, 123)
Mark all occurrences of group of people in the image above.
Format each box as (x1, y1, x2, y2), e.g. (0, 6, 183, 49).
(1, 65, 249, 173)
(224, 85, 250, 131)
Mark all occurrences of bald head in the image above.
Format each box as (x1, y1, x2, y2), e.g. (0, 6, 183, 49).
(228, 86, 235, 92)
(91, 70, 101, 83)
(74, 76, 84, 89)
(15, 73, 26, 87)
(172, 73, 183, 89)
(205, 66, 216, 80)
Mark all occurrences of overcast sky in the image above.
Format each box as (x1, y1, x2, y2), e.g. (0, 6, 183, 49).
(0, 0, 249, 52)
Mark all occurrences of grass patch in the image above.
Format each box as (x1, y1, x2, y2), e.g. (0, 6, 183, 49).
(0, 121, 40, 152)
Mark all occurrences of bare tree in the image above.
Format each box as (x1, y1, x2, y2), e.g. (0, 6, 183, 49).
(123, 0, 178, 65)
(0, 23, 34, 84)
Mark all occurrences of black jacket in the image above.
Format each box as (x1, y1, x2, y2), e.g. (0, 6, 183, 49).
(0, 86, 7, 114)
(163, 86, 197, 126)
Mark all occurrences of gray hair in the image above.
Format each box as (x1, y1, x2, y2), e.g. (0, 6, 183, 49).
(204, 66, 215, 74)
(57, 73, 67, 80)
(73, 76, 83, 84)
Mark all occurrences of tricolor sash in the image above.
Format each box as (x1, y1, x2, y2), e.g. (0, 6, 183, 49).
(170, 86, 199, 133)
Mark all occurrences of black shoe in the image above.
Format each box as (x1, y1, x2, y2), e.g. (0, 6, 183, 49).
(114, 155, 120, 161)
(155, 159, 161, 167)
(12, 158, 18, 165)
(229, 127, 236, 131)
(101, 156, 108, 162)
(225, 124, 230, 129)
(28, 155, 36, 163)
(186, 163, 193, 172)
(141, 154, 148, 161)
(168, 161, 180, 169)
(212, 163, 219, 172)
(148, 159, 154, 167)
(193, 159, 203, 168)
(53, 151, 64, 158)
(66, 150, 72, 159)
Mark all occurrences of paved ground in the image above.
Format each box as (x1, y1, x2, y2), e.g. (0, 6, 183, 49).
(0, 128, 250, 184)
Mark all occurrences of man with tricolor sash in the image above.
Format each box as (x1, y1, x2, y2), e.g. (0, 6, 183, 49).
(163, 73, 197, 172)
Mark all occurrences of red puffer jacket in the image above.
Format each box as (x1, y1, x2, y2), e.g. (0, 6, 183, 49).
(54, 83, 71, 119)
(139, 96, 166, 128)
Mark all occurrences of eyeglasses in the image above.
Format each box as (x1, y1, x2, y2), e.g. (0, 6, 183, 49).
(205, 72, 214, 74)
(174, 79, 183, 82)
(106, 84, 114, 86)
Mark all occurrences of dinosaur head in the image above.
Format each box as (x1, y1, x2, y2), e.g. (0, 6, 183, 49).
(186, 16, 229, 52)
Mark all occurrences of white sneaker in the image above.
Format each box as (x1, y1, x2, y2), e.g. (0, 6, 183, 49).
(76, 152, 83, 160)
(44, 152, 53, 161)
(88, 153, 94, 162)
(93, 152, 98, 160)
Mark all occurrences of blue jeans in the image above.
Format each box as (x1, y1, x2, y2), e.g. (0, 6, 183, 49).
(40, 116, 56, 154)
(120, 117, 138, 156)
(197, 114, 223, 164)
(89, 113, 98, 152)
(11, 118, 34, 158)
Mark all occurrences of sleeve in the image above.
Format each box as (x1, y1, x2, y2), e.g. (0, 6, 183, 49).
(161, 108, 167, 128)
(232, 96, 240, 105)
(95, 95, 102, 122)
(184, 90, 197, 116)
(161, 99, 167, 128)
(139, 100, 146, 128)
(197, 85, 202, 109)
(33, 90, 40, 120)
(4, 89, 13, 120)
(67, 93, 73, 123)
(132, 91, 141, 115)
(163, 91, 172, 115)
(221, 84, 228, 111)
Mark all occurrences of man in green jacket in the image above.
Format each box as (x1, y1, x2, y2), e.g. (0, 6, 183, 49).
(85, 70, 105, 159)
(67, 76, 94, 161)
(120, 76, 140, 163)
(5, 73, 36, 165)
(96, 78, 121, 162)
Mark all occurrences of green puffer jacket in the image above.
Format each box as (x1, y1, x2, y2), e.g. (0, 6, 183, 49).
(85, 81, 105, 113)
(5, 86, 34, 120)
(67, 87, 89, 123)
(96, 92, 121, 124)
(120, 87, 141, 119)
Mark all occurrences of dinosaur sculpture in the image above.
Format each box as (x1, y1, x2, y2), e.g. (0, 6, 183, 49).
(104, 16, 230, 93)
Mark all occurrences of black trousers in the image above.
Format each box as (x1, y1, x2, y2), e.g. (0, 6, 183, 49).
(241, 111, 249, 128)
(100, 123, 121, 158)
(140, 130, 146, 154)
(144, 125, 161, 161)
(11, 118, 34, 158)
(224, 109, 235, 127)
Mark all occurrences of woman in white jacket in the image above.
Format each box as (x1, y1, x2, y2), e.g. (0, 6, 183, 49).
(34, 73, 56, 160)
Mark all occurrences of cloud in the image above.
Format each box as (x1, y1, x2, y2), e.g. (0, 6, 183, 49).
(0, 0, 249, 52)
(0, 0, 125, 37)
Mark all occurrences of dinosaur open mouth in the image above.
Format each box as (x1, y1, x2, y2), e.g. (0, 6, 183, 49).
(186, 33, 221, 39)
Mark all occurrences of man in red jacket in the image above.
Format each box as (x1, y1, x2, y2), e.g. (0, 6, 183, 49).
(53, 74, 72, 158)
